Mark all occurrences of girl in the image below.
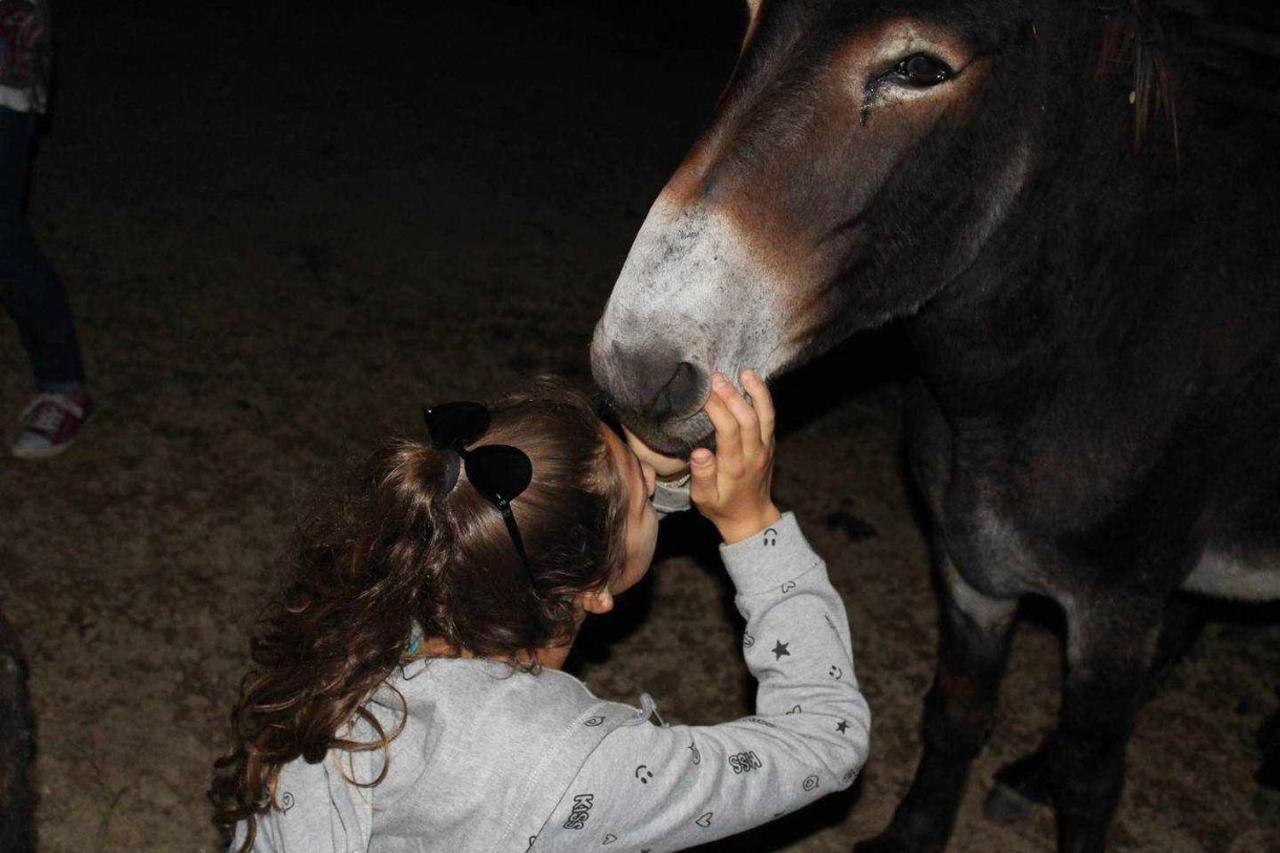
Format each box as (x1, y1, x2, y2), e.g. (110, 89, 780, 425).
(212, 371, 869, 852)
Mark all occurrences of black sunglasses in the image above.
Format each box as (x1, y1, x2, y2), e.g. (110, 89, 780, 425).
(423, 401, 533, 575)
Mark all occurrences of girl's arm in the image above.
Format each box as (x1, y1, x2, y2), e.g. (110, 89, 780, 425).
(534, 513, 868, 852)
(534, 371, 870, 851)
(230, 748, 374, 851)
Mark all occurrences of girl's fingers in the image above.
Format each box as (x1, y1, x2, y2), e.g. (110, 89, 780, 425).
(639, 459, 658, 498)
(623, 427, 646, 456)
(704, 384, 742, 468)
(689, 448, 718, 505)
(717, 375, 762, 459)
(624, 427, 688, 478)
(742, 369, 775, 446)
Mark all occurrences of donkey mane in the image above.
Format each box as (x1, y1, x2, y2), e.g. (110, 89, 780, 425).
(1095, 0, 1183, 155)
(1093, 0, 1280, 160)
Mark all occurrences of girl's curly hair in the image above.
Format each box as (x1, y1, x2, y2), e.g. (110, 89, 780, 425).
(210, 378, 628, 850)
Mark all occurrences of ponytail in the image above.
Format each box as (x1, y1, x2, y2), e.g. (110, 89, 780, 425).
(211, 442, 454, 850)
(211, 379, 628, 850)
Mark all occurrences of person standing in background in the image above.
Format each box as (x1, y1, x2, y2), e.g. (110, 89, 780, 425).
(0, 0, 91, 459)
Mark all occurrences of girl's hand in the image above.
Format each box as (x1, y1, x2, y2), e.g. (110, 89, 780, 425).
(690, 370, 781, 544)
(623, 427, 689, 479)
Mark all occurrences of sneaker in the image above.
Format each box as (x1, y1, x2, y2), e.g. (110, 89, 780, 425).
(11, 391, 94, 460)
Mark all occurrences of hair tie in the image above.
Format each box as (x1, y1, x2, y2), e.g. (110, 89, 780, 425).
(442, 448, 462, 493)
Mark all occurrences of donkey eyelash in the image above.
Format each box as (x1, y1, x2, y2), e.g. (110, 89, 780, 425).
(860, 51, 966, 120)
(869, 52, 956, 90)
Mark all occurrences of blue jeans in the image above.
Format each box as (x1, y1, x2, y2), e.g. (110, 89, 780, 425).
(0, 106, 84, 392)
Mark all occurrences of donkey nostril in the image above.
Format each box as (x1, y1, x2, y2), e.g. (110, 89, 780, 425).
(651, 361, 707, 422)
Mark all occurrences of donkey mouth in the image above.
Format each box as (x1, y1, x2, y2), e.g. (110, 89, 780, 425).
(606, 399, 715, 459)
(591, 352, 718, 456)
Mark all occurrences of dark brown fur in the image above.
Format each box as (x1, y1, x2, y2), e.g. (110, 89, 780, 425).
(591, 2, 1280, 851)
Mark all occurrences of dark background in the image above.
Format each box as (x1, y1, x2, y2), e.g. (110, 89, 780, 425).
(0, 1, 1277, 850)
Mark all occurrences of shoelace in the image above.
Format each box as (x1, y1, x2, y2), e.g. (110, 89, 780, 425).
(30, 403, 67, 432)
(25, 397, 78, 433)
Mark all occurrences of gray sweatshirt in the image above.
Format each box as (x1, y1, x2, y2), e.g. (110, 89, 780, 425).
(235, 509, 870, 853)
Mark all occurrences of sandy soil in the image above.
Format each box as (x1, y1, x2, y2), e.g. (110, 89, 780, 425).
(1, 2, 1277, 851)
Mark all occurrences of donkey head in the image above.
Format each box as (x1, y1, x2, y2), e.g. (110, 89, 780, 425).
(592, 0, 1059, 453)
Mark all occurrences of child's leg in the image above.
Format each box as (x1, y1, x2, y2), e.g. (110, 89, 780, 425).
(0, 107, 85, 392)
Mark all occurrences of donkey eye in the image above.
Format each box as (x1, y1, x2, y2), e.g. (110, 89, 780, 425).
(894, 53, 952, 87)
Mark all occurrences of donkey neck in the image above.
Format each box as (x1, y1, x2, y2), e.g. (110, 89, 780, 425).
(904, 172, 1156, 424)
(903, 78, 1184, 426)
(904, 264, 1060, 426)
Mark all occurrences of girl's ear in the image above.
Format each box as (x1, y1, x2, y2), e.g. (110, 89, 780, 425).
(579, 585, 614, 615)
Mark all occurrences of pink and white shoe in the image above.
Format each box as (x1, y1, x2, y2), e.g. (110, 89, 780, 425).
(11, 391, 94, 459)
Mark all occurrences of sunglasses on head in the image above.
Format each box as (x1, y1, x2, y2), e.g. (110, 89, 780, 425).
(423, 401, 533, 576)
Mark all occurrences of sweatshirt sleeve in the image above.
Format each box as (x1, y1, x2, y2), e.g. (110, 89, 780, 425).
(651, 474, 691, 517)
(532, 512, 870, 852)
(233, 746, 375, 852)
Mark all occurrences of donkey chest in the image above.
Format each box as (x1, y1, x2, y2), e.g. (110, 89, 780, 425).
(906, 418, 1055, 595)
(907, 387, 1161, 597)
(938, 494, 1053, 598)
(1181, 547, 1280, 602)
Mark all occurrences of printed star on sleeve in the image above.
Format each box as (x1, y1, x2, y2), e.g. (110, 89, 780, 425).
(771, 640, 791, 660)
(836, 720, 849, 734)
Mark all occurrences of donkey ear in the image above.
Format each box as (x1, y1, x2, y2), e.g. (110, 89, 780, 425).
(742, 0, 764, 45)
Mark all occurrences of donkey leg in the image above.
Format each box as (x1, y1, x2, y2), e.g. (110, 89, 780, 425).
(985, 595, 1205, 823)
(856, 555, 1017, 853)
(1051, 600, 1164, 853)
(984, 735, 1055, 824)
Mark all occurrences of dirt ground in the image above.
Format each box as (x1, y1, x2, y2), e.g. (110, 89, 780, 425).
(1, 2, 1278, 851)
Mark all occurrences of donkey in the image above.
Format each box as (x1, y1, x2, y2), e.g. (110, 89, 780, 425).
(589, 0, 1280, 850)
